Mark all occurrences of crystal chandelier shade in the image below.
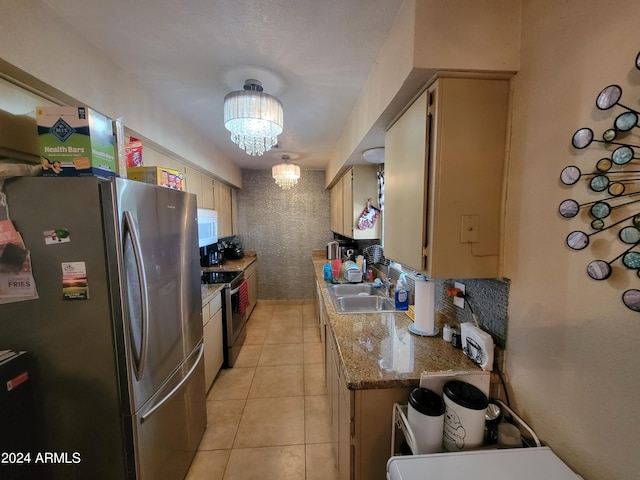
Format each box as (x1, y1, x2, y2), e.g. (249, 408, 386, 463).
(272, 156, 301, 190)
(224, 79, 283, 156)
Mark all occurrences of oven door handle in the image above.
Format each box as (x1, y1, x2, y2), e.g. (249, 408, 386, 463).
(230, 285, 241, 295)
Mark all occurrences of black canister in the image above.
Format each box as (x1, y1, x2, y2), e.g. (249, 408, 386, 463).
(451, 330, 462, 349)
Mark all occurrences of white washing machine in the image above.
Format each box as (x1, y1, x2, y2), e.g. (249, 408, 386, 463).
(386, 447, 580, 480)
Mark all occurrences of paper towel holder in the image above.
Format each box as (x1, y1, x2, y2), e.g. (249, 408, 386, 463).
(408, 323, 439, 337)
(409, 274, 439, 337)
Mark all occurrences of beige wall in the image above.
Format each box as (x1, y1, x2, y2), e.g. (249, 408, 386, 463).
(327, 0, 521, 186)
(0, 0, 241, 187)
(505, 1, 639, 479)
(2, 0, 638, 477)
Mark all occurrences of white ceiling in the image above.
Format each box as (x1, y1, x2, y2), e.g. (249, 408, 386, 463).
(41, 0, 404, 171)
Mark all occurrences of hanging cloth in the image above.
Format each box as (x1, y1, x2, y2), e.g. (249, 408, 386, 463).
(377, 169, 384, 212)
(356, 199, 380, 230)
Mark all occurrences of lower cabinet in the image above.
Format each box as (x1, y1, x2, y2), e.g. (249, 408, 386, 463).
(202, 292, 223, 392)
(318, 281, 412, 480)
(245, 260, 257, 317)
(336, 345, 352, 480)
(351, 387, 411, 480)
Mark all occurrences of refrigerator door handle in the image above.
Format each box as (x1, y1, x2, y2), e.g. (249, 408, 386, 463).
(140, 343, 204, 424)
(123, 210, 150, 380)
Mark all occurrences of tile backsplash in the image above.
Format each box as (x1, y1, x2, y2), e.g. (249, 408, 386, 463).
(374, 263, 510, 347)
(236, 169, 333, 300)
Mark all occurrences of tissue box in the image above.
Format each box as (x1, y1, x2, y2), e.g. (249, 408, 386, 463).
(127, 166, 185, 191)
(36, 106, 117, 177)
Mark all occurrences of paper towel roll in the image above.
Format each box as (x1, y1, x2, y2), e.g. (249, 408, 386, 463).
(414, 278, 437, 335)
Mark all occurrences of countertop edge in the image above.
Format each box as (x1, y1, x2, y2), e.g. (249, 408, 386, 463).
(201, 255, 257, 306)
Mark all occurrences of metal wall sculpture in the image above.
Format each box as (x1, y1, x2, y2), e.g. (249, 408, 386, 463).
(560, 51, 640, 312)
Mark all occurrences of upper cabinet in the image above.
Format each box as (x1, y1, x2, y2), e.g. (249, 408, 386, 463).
(201, 175, 215, 210)
(213, 179, 237, 238)
(384, 74, 510, 279)
(330, 165, 381, 240)
(184, 167, 236, 236)
(184, 166, 203, 207)
(330, 177, 343, 234)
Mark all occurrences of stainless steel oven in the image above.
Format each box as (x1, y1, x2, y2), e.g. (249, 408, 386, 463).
(201, 270, 247, 367)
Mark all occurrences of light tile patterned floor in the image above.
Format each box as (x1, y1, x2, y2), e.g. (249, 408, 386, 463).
(186, 301, 339, 480)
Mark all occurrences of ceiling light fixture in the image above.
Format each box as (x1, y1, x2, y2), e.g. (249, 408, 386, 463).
(363, 147, 385, 164)
(224, 78, 283, 156)
(272, 155, 300, 190)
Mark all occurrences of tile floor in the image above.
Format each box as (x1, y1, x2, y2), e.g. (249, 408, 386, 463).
(185, 301, 339, 480)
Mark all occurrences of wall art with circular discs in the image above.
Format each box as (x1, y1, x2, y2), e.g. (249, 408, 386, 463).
(560, 50, 640, 312)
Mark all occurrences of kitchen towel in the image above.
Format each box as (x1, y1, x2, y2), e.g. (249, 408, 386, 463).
(414, 277, 437, 335)
(235, 279, 250, 315)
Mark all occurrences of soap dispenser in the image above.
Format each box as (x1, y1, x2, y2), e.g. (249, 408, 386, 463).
(394, 273, 409, 310)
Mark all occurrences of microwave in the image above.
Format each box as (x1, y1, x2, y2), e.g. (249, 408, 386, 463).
(197, 208, 218, 247)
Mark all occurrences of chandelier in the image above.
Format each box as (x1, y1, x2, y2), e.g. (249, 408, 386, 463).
(224, 79, 283, 156)
(272, 155, 300, 190)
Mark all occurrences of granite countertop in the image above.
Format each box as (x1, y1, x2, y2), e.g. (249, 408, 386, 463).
(312, 255, 480, 390)
(201, 253, 257, 306)
(201, 283, 225, 306)
(201, 252, 257, 273)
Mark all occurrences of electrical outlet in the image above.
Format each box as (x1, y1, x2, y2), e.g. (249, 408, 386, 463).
(460, 215, 479, 243)
(454, 282, 465, 308)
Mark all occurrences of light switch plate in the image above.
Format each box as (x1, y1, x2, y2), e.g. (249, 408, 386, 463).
(454, 282, 465, 308)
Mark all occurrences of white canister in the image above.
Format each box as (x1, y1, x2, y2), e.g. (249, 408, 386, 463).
(442, 380, 488, 451)
(407, 388, 445, 454)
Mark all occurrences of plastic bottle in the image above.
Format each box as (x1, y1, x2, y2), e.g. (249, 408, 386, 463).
(323, 263, 333, 282)
(394, 273, 409, 310)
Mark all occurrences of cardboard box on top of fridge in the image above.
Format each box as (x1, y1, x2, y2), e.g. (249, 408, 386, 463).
(36, 106, 117, 177)
(127, 166, 185, 191)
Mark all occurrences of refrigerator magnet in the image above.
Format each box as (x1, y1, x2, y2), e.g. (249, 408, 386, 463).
(62, 261, 89, 300)
(44, 229, 70, 245)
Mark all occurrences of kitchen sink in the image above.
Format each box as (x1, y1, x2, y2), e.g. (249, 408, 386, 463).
(327, 283, 396, 314)
(334, 295, 396, 313)
(328, 283, 383, 297)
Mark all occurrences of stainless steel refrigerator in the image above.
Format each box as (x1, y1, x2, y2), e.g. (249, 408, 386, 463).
(0, 176, 206, 480)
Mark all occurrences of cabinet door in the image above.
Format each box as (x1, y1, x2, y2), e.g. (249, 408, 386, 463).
(384, 76, 509, 278)
(210, 305, 223, 375)
(201, 175, 214, 209)
(245, 261, 257, 316)
(330, 336, 340, 473)
(425, 77, 509, 278)
(185, 166, 203, 208)
(342, 170, 353, 237)
(203, 295, 223, 391)
(213, 180, 232, 238)
(332, 166, 380, 239)
(231, 188, 239, 236)
(350, 165, 381, 240)
(384, 90, 429, 271)
(333, 342, 355, 480)
(330, 179, 344, 234)
(317, 282, 326, 359)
